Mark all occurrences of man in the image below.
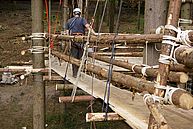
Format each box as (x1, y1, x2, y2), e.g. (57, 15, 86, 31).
(65, 8, 95, 78)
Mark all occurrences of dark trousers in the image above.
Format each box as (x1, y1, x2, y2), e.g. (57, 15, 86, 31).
(71, 44, 83, 77)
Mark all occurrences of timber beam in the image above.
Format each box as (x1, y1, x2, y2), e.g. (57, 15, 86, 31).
(56, 84, 74, 90)
(86, 113, 124, 122)
(52, 50, 193, 109)
(89, 54, 189, 83)
(175, 45, 193, 68)
(59, 95, 94, 103)
(52, 34, 163, 44)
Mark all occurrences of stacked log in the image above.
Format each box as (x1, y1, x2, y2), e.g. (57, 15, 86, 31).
(89, 54, 189, 84)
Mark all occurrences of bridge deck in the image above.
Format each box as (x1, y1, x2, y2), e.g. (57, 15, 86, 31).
(51, 56, 193, 129)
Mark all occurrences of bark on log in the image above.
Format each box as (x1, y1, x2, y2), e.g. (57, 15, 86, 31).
(156, 0, 182, 95)
(94, 52, 143, 57)
(89, 54, 189, 83)
(175, 45, 193, 68)
(170, 63, 193, 72)
(0, 68, 48, 73)
(52, 34, 163, 44)
(59, 95, 94, 103)
(86, 113, 124, 122)
(145, 96, 171, 129)
(52, 50, 193, 109)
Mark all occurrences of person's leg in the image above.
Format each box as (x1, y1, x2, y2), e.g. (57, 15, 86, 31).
(71, 46, 79, 77)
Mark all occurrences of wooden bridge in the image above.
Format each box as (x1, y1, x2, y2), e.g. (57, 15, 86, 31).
(51, 55, 193, 129)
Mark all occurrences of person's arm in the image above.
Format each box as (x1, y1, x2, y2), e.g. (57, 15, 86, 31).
(85, 24, 96, 35)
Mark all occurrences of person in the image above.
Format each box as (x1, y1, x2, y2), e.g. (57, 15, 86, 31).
(65, 8, 95, 78)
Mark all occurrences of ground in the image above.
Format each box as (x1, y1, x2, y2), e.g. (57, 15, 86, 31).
(0, 1, 136, 129)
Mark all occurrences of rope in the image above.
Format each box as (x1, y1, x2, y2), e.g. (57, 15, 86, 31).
(154, 83, 181, 104)
(158, 29, 180, 65)
(102, 0, 123, 120)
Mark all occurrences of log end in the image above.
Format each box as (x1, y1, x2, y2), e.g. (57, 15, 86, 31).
(178, 93, 193, 110)
(179, 72, 189, 83)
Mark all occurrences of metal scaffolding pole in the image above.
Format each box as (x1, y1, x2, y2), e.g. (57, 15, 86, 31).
(31, 0, 45, 129)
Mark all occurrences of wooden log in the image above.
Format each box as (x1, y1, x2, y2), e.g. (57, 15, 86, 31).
(52, 33, 163, 44)
(86, 113, 124, 122)
(0, 68, 48, 73)
(59, 95, 94, 103)
(10, 61, 32, 65)
(175, 45, 193, 68)
(144, 95, 171, 129)
(0, 68, 26, 72)
(155, 0, 182, 95)
(43, 75, 63, 81)
(56, 84, 74, 90)
(52, 50, 193, 109)
(89, 54, 189, 83)
(170, 63, 193, 72)
(94, 52, 143, 57)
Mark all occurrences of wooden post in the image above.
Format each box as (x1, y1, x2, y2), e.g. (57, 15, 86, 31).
(31, 0, 45, 129)
(151, 0, 182, 128)
(144, 95, 171, 129)
(86, 113, 124, 122)
(143, 0, 167, 65)
(156, 0, 182, 94)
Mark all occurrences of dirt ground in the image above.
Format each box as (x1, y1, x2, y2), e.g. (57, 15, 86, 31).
(0, 1, 132, 129)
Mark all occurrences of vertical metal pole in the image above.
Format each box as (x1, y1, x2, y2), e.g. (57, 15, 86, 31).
(31, 0, 45, 129)
(48, 0, 51, 80)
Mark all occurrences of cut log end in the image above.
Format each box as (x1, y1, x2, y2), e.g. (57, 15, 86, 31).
(179, 94, 193, 110)
(178, 72, 189, 83)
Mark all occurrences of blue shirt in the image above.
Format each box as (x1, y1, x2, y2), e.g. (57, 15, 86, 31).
(65, 17, 87, 35)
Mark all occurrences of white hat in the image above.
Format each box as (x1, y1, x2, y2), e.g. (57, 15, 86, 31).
(73, 8, 81, 13)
